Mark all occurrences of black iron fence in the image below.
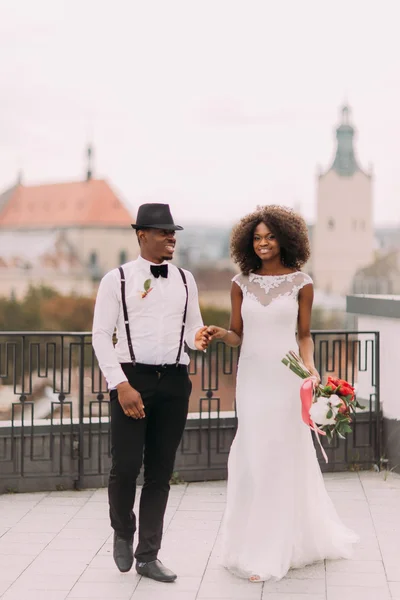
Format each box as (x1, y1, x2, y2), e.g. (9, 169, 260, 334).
(0, 331, 380, 493)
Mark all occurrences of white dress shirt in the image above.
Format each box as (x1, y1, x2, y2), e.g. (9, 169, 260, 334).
(92, 255, 204, 389)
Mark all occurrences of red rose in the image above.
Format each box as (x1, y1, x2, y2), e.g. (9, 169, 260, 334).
(337, 382, 355, 400)
(325, 377, 355, 401)
(326, 377, 340, 392)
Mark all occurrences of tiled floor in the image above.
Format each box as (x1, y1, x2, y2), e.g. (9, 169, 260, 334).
(0, 472, 399, 600)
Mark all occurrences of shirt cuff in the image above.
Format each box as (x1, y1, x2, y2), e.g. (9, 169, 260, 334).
(106, 367, 129, 390)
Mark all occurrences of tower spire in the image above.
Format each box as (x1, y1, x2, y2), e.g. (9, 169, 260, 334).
(86, 144, 93, 181)
(330, 105, 360, 177)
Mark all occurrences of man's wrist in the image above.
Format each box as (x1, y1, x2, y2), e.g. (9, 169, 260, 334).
(116, 381, 130, 391)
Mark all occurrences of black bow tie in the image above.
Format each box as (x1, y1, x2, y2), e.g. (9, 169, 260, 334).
(150, 264, 168, 278)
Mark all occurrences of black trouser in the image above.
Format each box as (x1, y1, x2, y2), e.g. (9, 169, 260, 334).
(108, 362, 191, 563)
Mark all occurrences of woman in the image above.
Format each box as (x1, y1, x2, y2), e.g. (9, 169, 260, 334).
(208, 206, 357, 582)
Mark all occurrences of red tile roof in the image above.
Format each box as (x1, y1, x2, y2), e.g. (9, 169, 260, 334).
(0, 179, 134, 228)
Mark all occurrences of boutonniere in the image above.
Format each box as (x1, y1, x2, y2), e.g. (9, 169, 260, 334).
(140, 278, 153, 299)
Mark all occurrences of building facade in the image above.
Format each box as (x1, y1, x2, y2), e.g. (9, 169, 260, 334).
(0, 153, 138, 298)
(312, 106, 374, 295)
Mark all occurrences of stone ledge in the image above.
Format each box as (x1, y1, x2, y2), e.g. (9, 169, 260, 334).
(347, 294, 400, 319)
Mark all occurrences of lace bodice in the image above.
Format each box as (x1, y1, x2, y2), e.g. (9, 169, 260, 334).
(233, 271, 313, 360)
(233, 271, 313, 307)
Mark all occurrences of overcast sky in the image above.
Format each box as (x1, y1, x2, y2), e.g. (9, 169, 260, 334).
(1, 0, 399, 227)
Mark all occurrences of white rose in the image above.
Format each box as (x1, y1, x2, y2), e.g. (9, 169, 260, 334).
(309, 397, 337, 425)
(329, 394, 343, 408)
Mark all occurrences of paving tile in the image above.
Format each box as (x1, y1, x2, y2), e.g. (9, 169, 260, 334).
(46, 537, 104, 551)
(86, 488, 109, 502)
(1, 474, 399, 599)
(47, 490, 94, 498)
(67, 580, 137, 598)
(33, 548, 98, 564)
(186, 481, 226, 489)
(96, 542, 113, 556)
(197, 580, 263, 599)
(54, 527, 110, 541)
(364, 488, 400, 498)
(351, 543, 382, 561)
(0, 540, 49, 556)
(326, 571, 387, 587)
(178, 500, 227, 511)
(9, 573, 79, 591)
(384, 562, 400, 582)
(159, 554, 210, 576)
(325, 478, 363, 489)
(286, 562, 326, 579)
(262, 595, 326, 600)
(131, 591, 197, 600)
(77, 568, 140, 583)
(2, 590, 69, 600)
(172, 510, 224, 521)
(38, 497, 89, 507)
(168, 519, 220, 532)
(0, 553, 35, 572)
(136, 576, 202, 592)
(29, 504, 81, 516)
(72, 506, 108, 520)
(327, 490, 366, 502)
(326, 586, 390, 600)
(0, 492, 48, 503)
(65, 517, 110, 531)
(11, 517, 72, 534)
(202, 568, 257, 584)
(85, 555, 114, 569)
(0, 581, 14, 596)
(0, 511, 36, 528)
(389, 581, 400, 598)
(26, 560, 90, 577)
(262, 578, 326, 595)
(1, 530, 56, 544)
(326, 559, 385, 574)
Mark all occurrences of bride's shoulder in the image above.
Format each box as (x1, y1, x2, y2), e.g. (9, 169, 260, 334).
(232, 272, 249, 282)
(292, 271, 313, 289)
(231, 272, 249, 290)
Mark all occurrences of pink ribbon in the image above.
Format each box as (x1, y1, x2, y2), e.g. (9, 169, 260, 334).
(300, 378, 328, 464)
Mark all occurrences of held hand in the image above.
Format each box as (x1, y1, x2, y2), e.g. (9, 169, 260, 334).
(195, 326, 211, 351)
(305, 365, 321, 386)
(116, 382, 145, 419)
(206, 325, 227, 341)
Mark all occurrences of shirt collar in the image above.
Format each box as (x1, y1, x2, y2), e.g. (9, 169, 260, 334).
(137, 255, 168, 270)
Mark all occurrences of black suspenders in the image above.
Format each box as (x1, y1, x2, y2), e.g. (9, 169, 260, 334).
(176, 268, 189, 366)
(118, 266, 189, 367)
(118, 266, 136, 365)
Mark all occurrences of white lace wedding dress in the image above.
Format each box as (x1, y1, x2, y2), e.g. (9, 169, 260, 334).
(221, 271, 358, 581)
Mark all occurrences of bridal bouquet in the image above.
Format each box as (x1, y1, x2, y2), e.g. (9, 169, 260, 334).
(282, 351, 364, 443)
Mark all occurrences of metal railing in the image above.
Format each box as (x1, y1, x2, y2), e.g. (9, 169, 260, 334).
(0, 331, 380, 492)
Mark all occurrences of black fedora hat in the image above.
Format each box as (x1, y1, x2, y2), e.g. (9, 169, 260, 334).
(131, 203, 183, 231)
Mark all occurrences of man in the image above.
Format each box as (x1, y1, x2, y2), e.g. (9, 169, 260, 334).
(92, 203, 209, 583)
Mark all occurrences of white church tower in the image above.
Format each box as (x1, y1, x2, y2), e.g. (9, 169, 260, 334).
(312, 105, 374, 295)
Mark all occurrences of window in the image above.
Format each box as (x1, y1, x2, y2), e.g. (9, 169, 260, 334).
(89, 251, 101, 281)
(119, 250, 127, 264)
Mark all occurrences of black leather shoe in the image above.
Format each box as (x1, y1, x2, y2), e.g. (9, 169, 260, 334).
(136, 559, 177, 582)
(113, 532, 133, 573)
